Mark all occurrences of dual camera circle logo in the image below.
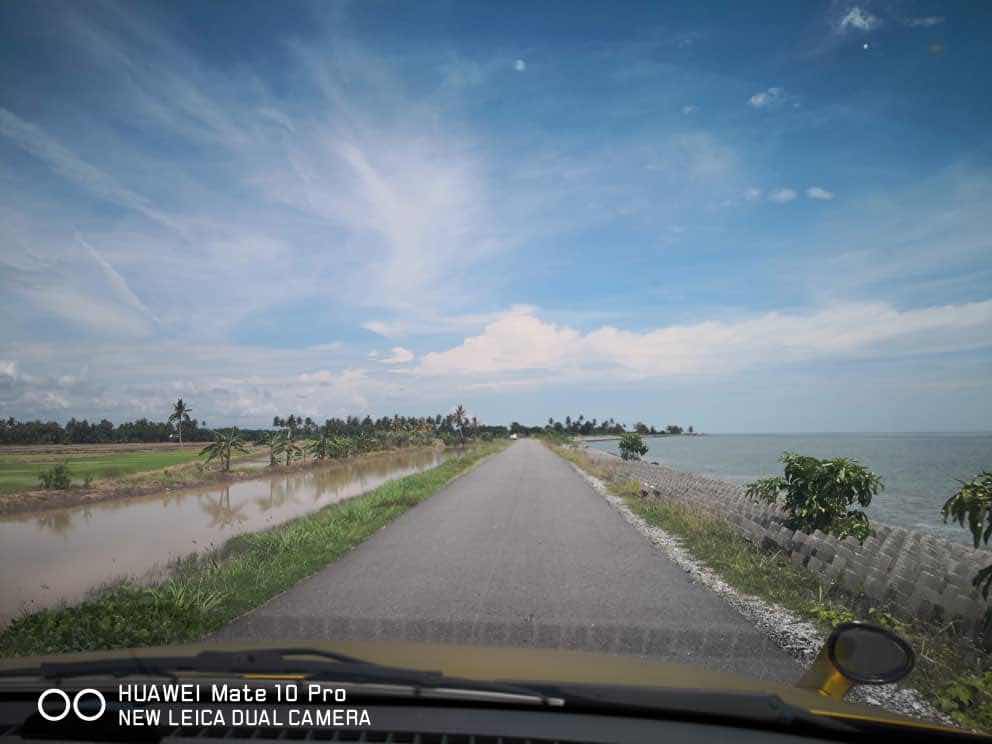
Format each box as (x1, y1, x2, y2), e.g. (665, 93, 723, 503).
(37, 688, 106, 722)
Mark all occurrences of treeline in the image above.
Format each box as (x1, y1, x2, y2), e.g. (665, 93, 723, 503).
(510, 415, 693, 437)
(266, 408, 507, 446)
(0, 416, 214, 445)
(0, 406, 509, 446)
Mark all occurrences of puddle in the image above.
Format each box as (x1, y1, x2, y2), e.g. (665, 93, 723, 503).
(0, 447, 452, 625)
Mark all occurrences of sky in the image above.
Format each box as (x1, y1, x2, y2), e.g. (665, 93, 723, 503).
(1, 0, 990, 432)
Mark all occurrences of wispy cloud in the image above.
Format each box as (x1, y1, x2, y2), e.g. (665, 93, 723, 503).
(768, 188, 797, 203)
(838, 7, 881, 32)
(805, 186, 835, 200)
(748, 87, 785, 108)
(379, 347, 415, 365)
(0, 108, 183, 234)
(905, 16, 944, 28)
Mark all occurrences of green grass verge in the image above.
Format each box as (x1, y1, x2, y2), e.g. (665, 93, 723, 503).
(0, 441, 506, 658)
(550, 443, 992, 733)
(0, 449, 206, 494)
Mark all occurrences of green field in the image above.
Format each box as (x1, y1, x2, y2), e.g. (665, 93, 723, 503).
(0, 449, 205, 494)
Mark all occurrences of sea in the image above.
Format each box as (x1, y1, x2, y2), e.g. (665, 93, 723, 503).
(587, 433, 992, 545)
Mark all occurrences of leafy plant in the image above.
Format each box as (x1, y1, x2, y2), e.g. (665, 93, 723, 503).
(261, 431, 286, 467)
(942, 471, 992, 597)
(38, 462, 71, 490)
(937, 671, 992, 729)
(745, 452, 882, 541)
(199, 429, 249, 472)
(283, 438, 303, 466)
(618, 432, 648, 461)
(307, 434, 334, 462)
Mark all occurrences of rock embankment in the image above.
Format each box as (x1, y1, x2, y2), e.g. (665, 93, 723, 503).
(584, 447, 991, 640)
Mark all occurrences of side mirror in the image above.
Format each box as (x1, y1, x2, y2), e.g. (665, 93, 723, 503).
(797, 622, 915, 699)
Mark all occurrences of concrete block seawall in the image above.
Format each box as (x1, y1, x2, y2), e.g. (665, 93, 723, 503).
(583, 447, 991, 639)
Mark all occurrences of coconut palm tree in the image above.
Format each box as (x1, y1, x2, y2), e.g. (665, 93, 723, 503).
(200, 429, 249, 472)
(168, 398, 192, 447)
(453, 404, 467, 443)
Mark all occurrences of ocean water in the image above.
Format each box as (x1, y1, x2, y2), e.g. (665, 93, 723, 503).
(587, 433, 992, 545)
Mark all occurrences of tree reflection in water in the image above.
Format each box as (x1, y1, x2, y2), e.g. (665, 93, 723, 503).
(34, 509, 74, 535)
(199, 487, 247, 528)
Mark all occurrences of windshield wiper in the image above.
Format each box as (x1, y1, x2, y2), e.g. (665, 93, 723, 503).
(0, 647, 563, 706)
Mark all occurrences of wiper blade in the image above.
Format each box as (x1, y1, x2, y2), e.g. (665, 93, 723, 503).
(0, 647, 562, 705)
(1, 648, 438, 684)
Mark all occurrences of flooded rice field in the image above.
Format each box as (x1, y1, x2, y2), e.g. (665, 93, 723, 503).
(0, 447, 452, 626)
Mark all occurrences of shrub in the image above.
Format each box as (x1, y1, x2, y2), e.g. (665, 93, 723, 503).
(744, 452, 882, 542)
(38, 462, 72, 490)
(942, 471, 992, 597)
(618, 432, 649, 461)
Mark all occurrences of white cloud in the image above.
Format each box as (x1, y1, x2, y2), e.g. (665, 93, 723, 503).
(415, 302, 992, 383)
(905, 16, 944, 28)
(805, 186, 835, 200)
(380, 346, 414, 365)
(298, 370, 335, 385)
(839, 7, 881, 32)
(748, 87, 785, 108)
(768, 188, 797, 203)
(744, 187, 763, 201)
(514, 59, 526, 72)
(681, 105, 697, 115)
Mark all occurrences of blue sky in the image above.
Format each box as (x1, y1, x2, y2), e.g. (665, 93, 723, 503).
(1, 0, 990, 432)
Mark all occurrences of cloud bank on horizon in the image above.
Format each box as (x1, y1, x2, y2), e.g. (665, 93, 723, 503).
(1, 1, 989, 432)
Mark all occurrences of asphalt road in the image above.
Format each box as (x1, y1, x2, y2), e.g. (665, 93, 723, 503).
(216, 439, 801, 680)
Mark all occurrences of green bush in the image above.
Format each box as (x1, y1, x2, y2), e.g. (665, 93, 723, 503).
(618, 432, 648, 461)
(942, 471, 992, 597)
(937, 671, 992, 730)
(38, 462, 72, 490)
(745, 452, 882, 542)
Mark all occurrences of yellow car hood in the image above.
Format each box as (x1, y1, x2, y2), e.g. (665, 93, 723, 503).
(0, 638, 964, 737)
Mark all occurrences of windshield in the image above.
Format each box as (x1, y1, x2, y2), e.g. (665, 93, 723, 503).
(1, 0, 990, 737)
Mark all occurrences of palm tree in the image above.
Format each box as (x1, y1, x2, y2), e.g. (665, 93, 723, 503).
(200, 429, 249, 472)
(168, 398, 192, 447)
(453, 404, 467, 443)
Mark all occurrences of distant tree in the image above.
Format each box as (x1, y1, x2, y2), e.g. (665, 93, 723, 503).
(200, 429, 249, 472)
(634, 422, 649, 435)
(618, 432, 649, 461)
(688, 425, 694, 434)
(942, 471, 992, 597)
(168, 398, 192, 446)
(745, 452, 882, 542)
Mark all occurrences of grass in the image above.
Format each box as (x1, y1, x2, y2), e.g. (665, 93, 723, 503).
(549, 443, 992, 733)
(0, 441, 506, 658)
(0, 448, 210, 494)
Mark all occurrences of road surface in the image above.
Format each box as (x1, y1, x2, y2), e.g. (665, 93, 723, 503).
(216, 439, 801, 680)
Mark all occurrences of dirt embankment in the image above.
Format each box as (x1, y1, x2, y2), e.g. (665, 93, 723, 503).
(0, 446, 444, 517)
